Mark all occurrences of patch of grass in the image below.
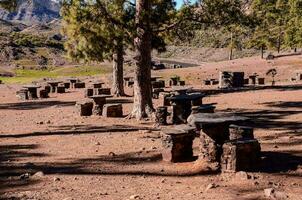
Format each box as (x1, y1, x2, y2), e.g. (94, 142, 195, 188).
(0, 65, 112, 84)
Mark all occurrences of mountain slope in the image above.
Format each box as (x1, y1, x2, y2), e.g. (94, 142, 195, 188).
(0, 0, 60, 25)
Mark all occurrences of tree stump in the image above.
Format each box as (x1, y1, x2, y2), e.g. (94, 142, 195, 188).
(39, 89, 49, 98)
(102, 103, 123, 118)
(74, 82, 86, 89)
(161, 125, 195, 162)
(221, 139, 261, 172)
(229, 125, 254, 140)
(155, 106, 168, 125)
(16, 89, 28, 100)
(76, 100, 93, 116)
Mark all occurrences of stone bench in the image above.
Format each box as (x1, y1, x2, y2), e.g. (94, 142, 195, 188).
(39, 89, 49, 98)
(102, 103, 123, 118)
(161, 125, 196, 162)
(191, 104, 216, 114)
(152, 80, 165, 89)
(221, 139, 261, 172)
(256, 77, 265, 85)
(76, 100, 93, 116)
(95, 88, 111, 95)
(74, 82, 86, 89)
(16, 89, 28, 100)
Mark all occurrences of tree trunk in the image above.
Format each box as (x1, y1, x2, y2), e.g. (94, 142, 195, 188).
(229, 32, 233, 60)
(129, 0, 154, 119)
(112, 40, 125, 97)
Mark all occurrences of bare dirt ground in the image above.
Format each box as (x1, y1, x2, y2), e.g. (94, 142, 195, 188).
(0, 56, 301, 200)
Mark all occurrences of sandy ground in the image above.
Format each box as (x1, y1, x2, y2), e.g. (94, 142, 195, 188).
(0, 56, 302, 200)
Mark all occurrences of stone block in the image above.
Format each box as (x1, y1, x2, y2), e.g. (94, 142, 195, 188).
(257, 77, 265, 85)
(76, 100, 93, 116)
(221, 139, 261, 172)
(16, 89, 28, 100)
(64, 82, 71, 89)
(95, 88, 111, 95)
(161, 125, 195, 162)
(102, 103, 123, 118)
(44, 85, 51, 93)
(74, 82, 86, 89)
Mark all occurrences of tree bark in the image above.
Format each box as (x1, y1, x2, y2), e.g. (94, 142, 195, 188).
(112, 40, 125, 97)
(229, 32, 233, 60)
(129, 0, 154, 119)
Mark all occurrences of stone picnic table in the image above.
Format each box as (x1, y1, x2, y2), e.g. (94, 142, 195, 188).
(170, 86, 193, 95)
(47, 81, 62, 93)
(66, 78, 80, 88)
(167, 92, 206, 124)
(124, 75, 163, 82)
(187, 112, 249, 163)
(22, 85, 41, 99)
(88, 94, 113, 115)
(91, 82, 105, 89)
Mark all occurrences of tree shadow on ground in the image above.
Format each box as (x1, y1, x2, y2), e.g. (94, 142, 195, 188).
(263, 101, 302, 109)
(0, 125, 158, 139)
(0, 101, 76, 110)
(107, 98, 133, 104)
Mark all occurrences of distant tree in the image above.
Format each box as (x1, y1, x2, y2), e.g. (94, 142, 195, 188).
(0, 0, 17, 11)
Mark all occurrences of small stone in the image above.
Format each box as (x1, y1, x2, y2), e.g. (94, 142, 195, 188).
(109, 152, 116, 157)
(161, 178, 166, 183)
(264, 188, 288, 200)
(95, 142, 101, 145)
(205, 183, 217, 192)
(54, 177, 60, 181)
(129, 194, 140, 199)
(235, 171, 251, 180)
(19, 173, 30, 180)
(33, 171, 44, 178)
(274, 145, 279, 149)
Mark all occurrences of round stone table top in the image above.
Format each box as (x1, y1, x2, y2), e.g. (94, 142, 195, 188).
(167, 93, 205, 101)
(88, 95, 113, 99)
(22, 85, 41, 89)
(187, 113, 249, 125)
(47, 81, 62, 84)
(161, 125, 195, 136)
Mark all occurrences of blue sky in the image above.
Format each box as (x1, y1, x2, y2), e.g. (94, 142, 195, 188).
(176, 0, 198, 9)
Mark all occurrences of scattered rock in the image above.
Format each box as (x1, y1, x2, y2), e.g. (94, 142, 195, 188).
(109, 152, 116, 157)
(235, 171, 251, 180)
(54, 177, 60, 181)
(95, 142, 100, 145)
(205, 183, 218, 192)
(129, 194, 141, 199)
(19, 173, 30, 180)
(264, 188, 288, 200)
(33, 171, 44, 178)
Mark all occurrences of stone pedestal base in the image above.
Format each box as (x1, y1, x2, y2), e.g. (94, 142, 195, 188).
(161, 125, 195, 162)
(76, 100, 93, 116)
(221, 139, 261, 172)
(102, 104, 123, 117)
(44, 85, 51, 93)
(64, 82, 71, 89)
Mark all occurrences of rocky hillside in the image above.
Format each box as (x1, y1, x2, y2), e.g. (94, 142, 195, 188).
(0, 0, 60, 25)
